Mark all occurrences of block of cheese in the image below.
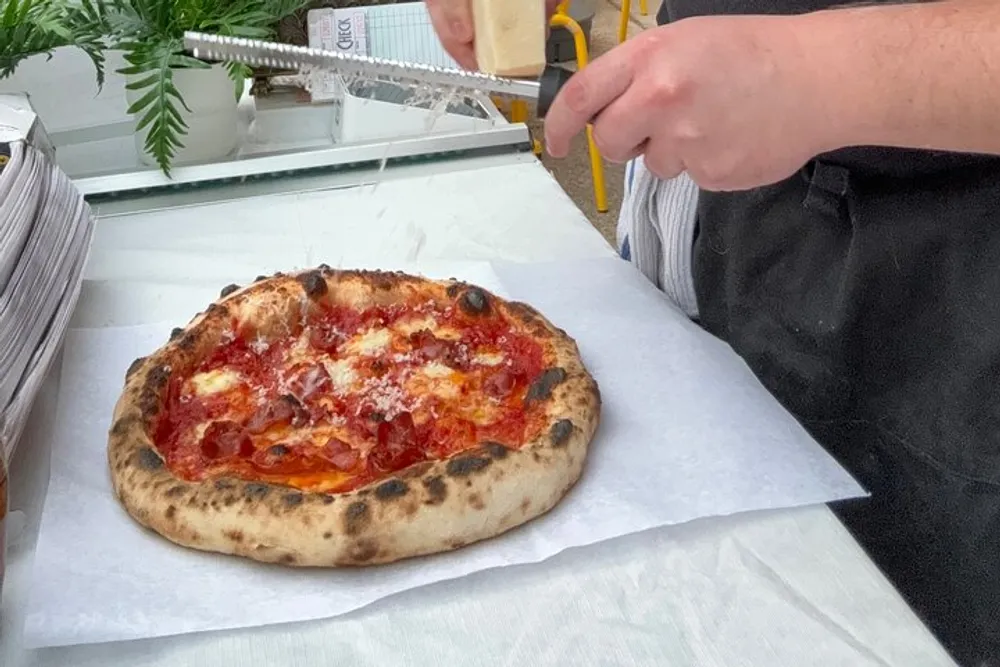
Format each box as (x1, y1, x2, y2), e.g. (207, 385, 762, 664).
(472, 0, 547, 77)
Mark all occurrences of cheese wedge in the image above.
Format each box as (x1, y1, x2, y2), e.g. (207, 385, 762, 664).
(472, 0, 547, 77)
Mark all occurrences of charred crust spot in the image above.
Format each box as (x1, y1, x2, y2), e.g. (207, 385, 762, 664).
(280, 554, 297, 565)
(297, 270, 328, 298)
(525, 368, 567, 403)
(178, 334, 195, 350)
(244, 483, 271, 501)
(254, 275, 268, 282)
(350, 539, 378, 562)
(323, 531, 333, 539)
(206, 303, 222, 313)
(446, 455, 491, 477)
(224, 529, 244, 542)
(283, 492, 304, 508)
(459, 287, 490, 315)
(268, 444, 290, 457)
(214, 478, 237, 490)
(321, 494, 336, 504)
(169, 327, 184, 340)
(126, 357, 146, 379)
(480, 441, 510, 459)
(164, 484, 187, 498)
(318, 263, 331, 271)
(506, 301, 537, 323)
(344, 501, 370, 536)
(446, 282, 462, 298)
(135, 447, 164, 470)
(110, 417, 131, 436)
(138, 389, 161, 418)
(165, 505, 176, 519)
(468, 493, 485, 510)
(146, 365, 171, 389)
(374, 479, 408, 500)
(550, 419, 574, 447)
(220, 283, 240, 298)
(423, 476, 447, 505)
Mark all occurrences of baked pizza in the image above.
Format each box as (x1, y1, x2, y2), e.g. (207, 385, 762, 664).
(108, 268, 600, 566)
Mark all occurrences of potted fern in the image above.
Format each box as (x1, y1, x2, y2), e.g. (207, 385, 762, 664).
(1, 0, 109, 84)
(104, 0, 310, 174)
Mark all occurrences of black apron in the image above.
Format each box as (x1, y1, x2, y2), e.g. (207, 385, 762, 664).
(656, 2, 1000, 665)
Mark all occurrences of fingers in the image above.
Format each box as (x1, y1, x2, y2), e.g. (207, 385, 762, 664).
(426, 0, 477, 70)
(642, 138, 685, 181)
(590, 89, 653, 163)
(543, 46, 637, 158)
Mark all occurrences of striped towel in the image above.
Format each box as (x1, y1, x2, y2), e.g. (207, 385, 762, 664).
(616, 156, 700, 319)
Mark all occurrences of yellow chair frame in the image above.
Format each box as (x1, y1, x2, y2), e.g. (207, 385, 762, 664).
(492, 1, 609, 213)
(619, 0, 648, 44)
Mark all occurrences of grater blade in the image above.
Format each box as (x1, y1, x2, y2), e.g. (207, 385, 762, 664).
(182, 31, 543, 101)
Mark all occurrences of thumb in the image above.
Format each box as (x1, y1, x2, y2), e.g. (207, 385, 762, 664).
(427, 0, 477, 69)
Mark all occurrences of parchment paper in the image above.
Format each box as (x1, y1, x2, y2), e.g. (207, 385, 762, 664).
(24, 258, 865, 648)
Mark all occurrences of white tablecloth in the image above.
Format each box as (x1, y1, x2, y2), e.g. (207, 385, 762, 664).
(1, 151, 956, 666)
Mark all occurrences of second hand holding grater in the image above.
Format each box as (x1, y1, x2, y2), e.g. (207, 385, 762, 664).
(182, 32, 575, 118)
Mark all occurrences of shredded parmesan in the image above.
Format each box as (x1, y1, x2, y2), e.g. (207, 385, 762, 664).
(249, 333, 270, 355)
(358, 373, 421, 419)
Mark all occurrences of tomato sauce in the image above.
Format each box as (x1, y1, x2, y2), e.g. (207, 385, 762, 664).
(153, 300, 548, 493)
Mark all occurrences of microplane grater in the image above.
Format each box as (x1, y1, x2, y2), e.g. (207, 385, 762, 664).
(182, 31, 573, 118)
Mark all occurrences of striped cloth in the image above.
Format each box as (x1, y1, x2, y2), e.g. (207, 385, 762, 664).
(616, 156, 700, 319)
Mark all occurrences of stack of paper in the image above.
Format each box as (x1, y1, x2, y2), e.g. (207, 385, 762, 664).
(0, 130, 95, 463)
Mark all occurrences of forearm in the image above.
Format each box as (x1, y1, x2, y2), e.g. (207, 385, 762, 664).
(796, 0, 1000, 155)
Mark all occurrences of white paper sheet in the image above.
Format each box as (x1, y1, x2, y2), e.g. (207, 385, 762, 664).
(24, 258, 865, 648)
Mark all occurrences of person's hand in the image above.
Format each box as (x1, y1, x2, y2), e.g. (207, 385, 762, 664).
(427, 0, 562, 71)
(543, 15, 845, 191)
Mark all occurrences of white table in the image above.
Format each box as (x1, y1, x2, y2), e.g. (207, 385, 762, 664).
(1, 52, 957, 667)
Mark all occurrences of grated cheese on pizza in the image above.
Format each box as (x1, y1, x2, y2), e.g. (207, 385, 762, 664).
(152, 295, 549, 494)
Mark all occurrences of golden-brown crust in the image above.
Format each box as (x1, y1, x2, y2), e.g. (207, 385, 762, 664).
(107, 268, 600, 567)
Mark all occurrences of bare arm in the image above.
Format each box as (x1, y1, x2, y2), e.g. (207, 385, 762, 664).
(802, 0, 1000, 155)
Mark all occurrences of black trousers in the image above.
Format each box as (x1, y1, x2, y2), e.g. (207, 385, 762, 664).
(693, 160, 1000, 666)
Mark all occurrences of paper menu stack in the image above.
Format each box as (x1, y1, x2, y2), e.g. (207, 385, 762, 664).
(0, 94, 95, 463)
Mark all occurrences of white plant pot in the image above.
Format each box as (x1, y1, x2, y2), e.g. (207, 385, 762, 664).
(127, 64, 239, 168)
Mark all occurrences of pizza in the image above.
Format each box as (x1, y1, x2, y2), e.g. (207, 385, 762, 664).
(107, 267, 600, 566)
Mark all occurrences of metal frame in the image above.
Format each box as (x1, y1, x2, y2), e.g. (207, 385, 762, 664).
(74, 124, 532, 200)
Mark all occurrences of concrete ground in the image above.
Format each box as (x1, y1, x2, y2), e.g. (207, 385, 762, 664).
(530, 0, 658, 244)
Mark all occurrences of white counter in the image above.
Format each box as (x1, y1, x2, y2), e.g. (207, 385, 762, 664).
(0, 48, 956, 667)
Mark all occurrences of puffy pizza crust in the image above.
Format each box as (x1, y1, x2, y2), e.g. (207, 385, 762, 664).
(107, 268, 600, 567)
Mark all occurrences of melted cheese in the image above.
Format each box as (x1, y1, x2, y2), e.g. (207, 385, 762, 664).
(286, 331, 312, 363)
(393, 315, 438, 336)
(472, 351, 504, 366)
(189, 369, 242, 395)
(407, 363, 462, 400)
(344, 328, 391, 356)
(323, 359, 358, 394)
(472, 0, 546, 76)
(421, 361, 454, 379)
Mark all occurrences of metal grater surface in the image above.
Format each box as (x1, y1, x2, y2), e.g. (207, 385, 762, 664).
(183, 32, 543, 101)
